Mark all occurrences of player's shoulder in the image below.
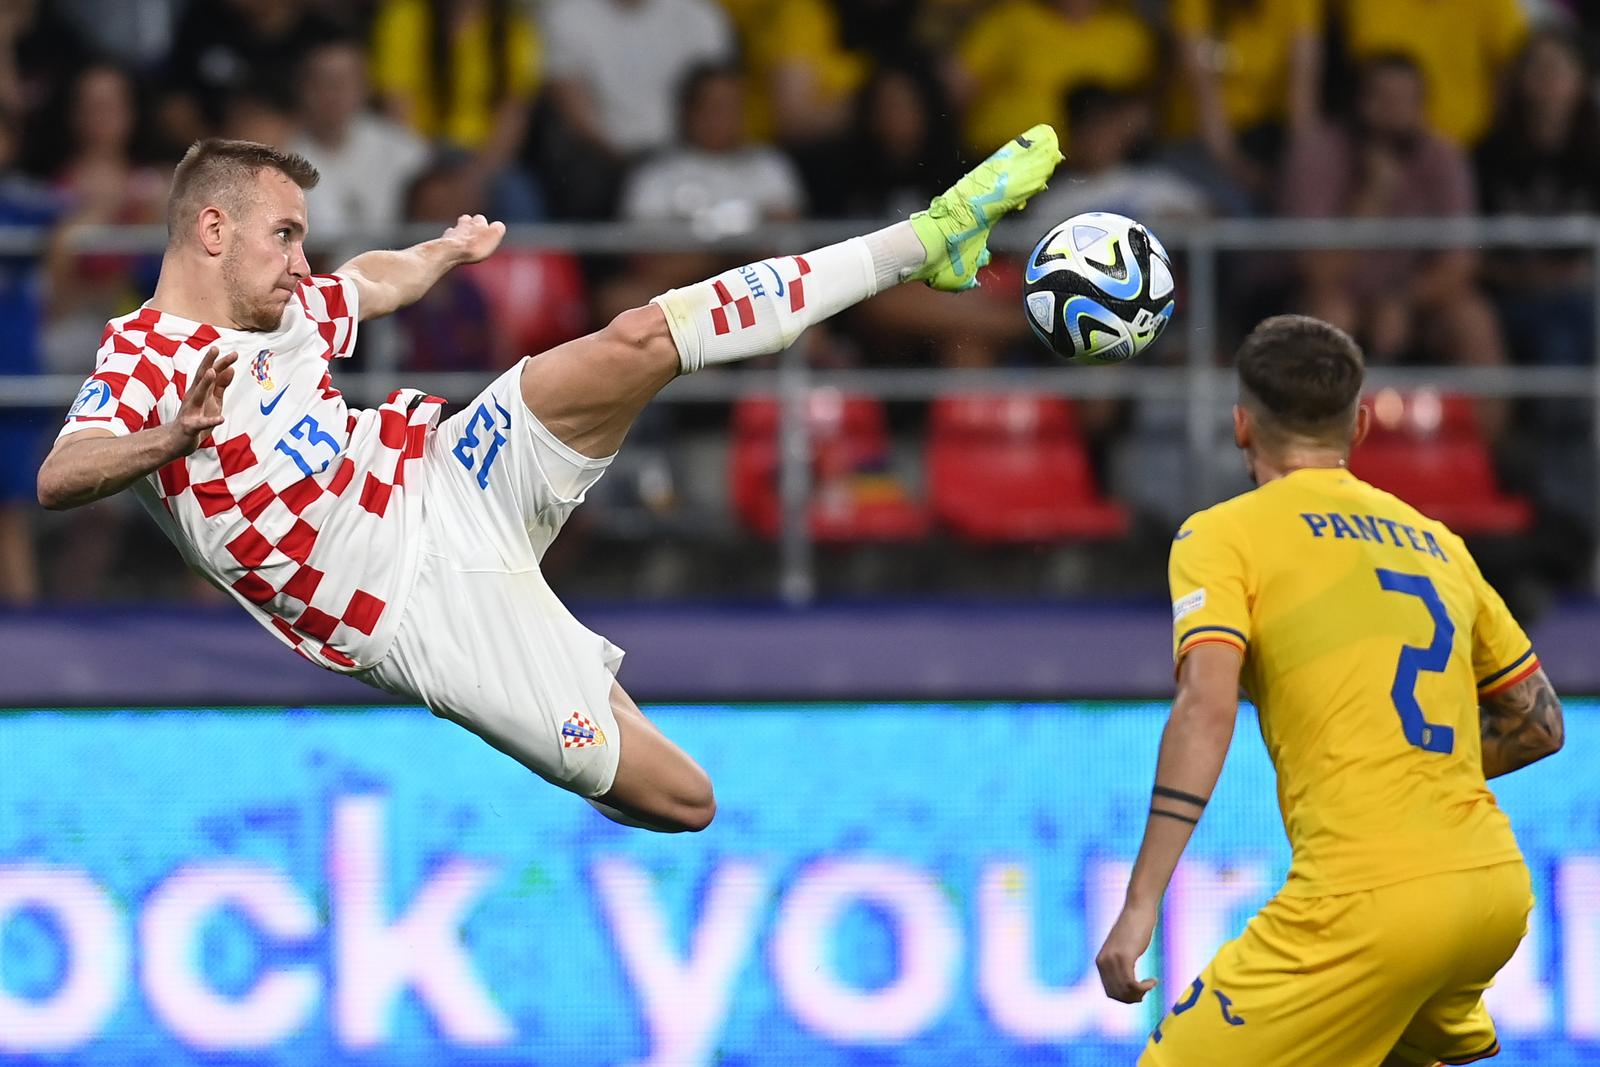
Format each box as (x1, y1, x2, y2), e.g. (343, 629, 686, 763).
(1174, 488, 1258, 545)
(96, 306, 220, 368)
(1345, 473, 1469, 551)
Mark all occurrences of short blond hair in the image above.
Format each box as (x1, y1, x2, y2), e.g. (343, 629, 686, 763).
(166, 139, 319, 247)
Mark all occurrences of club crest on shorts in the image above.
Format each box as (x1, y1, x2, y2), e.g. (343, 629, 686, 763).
(250, 349, 275, 390)
(561, 711, 606, 749)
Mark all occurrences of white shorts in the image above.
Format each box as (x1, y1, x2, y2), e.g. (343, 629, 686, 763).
(358, 360, 625, 798)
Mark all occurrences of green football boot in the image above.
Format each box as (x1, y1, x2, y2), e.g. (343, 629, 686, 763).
(909, 123, 1063, 292)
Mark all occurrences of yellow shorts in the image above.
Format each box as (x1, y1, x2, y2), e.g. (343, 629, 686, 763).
(1141, 861, 1532, 1067)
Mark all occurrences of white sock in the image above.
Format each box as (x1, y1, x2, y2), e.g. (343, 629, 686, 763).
(653, 221, 930, 374)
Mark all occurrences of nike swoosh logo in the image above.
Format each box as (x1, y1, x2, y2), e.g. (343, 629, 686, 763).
(259, 388, 288, 416)
(761, 261, 787, 297)
(1174, 529, 1193, 540)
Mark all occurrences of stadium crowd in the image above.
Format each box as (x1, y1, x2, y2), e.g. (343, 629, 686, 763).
(0, 0, 1596, 612)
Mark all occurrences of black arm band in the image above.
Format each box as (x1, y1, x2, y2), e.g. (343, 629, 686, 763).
(1149, 807, 1200, 825)
(1153, 785, 1209, 808)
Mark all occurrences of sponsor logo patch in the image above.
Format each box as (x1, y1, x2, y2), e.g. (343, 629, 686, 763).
(1172, 588, 1206, 622)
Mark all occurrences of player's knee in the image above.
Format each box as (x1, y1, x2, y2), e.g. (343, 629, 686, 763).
(601, 305, 674, 357)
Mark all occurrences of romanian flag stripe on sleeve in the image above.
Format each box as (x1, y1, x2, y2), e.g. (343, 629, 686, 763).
(1478, 649, 1539, 699)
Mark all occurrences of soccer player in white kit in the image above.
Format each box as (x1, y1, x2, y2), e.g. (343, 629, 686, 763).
(37, 133, 1062, 831)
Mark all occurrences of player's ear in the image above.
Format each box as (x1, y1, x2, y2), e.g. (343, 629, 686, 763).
(1351, 402, 1371, 449)
(1232, 404, 1250, 450)
(197, 205, 227, 257)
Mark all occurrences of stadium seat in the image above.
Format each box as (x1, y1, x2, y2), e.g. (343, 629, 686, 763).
(927, 393, 1128, 542)
(463, 249, 589, 362)
(1349, 389, 1532, 535)
(730, 392, 929, 542)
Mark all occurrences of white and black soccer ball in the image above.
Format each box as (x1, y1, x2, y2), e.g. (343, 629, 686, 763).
(1022, 211, 1177, 365)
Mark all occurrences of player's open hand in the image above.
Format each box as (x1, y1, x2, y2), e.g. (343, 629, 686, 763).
(172, 347, 235, 455)
(1096, 902, 1160, 1004)
(442, 213, 506, 265)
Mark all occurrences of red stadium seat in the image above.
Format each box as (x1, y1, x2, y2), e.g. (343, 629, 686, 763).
(730, 392, 929, 542)
(1349, 389, 1532, 535)
(928, 393, 1128, 542)
(463, 249, 589, 363)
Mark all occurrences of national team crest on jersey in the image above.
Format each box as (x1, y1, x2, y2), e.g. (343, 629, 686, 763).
(561, 711, 606, 749)
(250, 349, 274, 390)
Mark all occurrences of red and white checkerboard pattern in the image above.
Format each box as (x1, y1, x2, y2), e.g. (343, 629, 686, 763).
(59, 275, 443, 672)
(560, 711, 605, 749)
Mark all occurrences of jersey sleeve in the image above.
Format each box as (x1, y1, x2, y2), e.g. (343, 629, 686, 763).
(297, 274, 361, 360)
(1169, 508, 1254, 663)
(1460, 537, 1539, 699)
(57, 330, 169, 440)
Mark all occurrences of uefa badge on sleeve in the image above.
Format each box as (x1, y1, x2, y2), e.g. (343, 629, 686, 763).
(67, 378, 112, 419)
(561, 711, 606, 749)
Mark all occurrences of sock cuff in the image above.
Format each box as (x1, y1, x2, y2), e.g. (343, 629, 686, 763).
(650, 291, 703, 374)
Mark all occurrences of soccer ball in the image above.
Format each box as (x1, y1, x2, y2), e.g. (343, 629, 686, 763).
(1022, 211, 1177, 365)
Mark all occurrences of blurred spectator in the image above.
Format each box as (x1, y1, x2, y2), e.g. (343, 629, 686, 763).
(1477, 26, 1600, 365)
(160, 0, 343, 151)
(603, 64, 802, 322)
(44, 63, 167, 374)
(620, 65, 804, 230)
(826, 64, 965, 219)
(0, 0, 90, 176)
(721, 0, 925, 154)
(370, 0, 543, 221)
(1478, 27, 1600, 580)
(1030, 85, 1213, 224)
(1283, 56, 1507, 382)
(1168, 0, 1323, 205)
(951, 0, 1155, 155)
(1339, 0, 1526, 146)
(52, 0, 182, 72)
(220, 88, 298, 150)
(291, 37, 430, 243)
(539, 0, 733, 217)
(394, 154, 496, 372)
(0, 108, 67, 604)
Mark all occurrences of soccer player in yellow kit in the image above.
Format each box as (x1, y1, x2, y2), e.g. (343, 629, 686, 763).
(1095, 316, 1565, 1066)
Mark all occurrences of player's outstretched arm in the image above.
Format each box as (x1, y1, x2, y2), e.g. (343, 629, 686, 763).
(1096, 642, 1243, 1004)
(37, 348, 236, 510)
(1480, 667, 1564, 779)
(337, 213, 506, 322)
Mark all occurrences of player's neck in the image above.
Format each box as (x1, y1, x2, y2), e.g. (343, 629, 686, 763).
(149, 263, 243, 330)
(1251, 450, 1348, 486)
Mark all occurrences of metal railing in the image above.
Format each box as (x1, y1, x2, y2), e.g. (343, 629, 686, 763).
(5, 216, 1598, 602)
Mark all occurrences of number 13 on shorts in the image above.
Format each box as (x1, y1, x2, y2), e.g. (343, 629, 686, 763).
(453, 399, 510, 489)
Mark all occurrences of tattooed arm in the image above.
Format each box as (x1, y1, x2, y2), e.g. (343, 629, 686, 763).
(1480, 668, 1564, 780)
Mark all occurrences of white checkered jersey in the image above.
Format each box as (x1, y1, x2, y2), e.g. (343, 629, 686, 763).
(57, 274, 444, 671)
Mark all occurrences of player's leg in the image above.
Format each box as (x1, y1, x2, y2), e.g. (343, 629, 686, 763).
(1141, 889, 1427, 1067)
(586, 682, 715, 833)
(1387, 861, 1532, 1067)
(518, 124, 1064, 459)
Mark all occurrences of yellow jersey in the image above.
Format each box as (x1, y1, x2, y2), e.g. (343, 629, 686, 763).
(1170, 467, 1535, 897)
(1168, 0, 1322, 134)
(1341, 0, 1526, 145)
(956, 0, 1154, 154)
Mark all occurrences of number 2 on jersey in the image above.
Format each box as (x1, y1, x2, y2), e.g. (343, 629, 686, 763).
(1376, 568, 1456, 754)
